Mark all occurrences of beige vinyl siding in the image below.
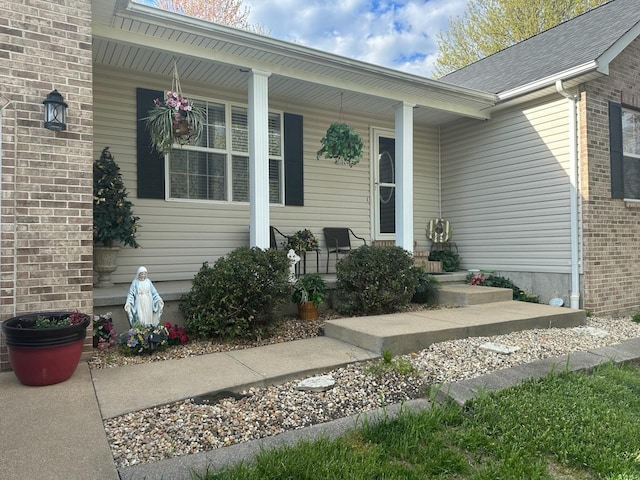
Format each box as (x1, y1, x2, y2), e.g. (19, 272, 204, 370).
(440, 97, 573, 273)
(412, 127, 441, 252)
(94, 64, 441, 283)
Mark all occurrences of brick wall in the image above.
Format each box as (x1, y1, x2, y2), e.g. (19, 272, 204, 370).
(580, 37, 640, 315)
(0, 0, 93, 371)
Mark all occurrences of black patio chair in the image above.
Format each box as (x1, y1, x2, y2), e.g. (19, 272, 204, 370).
(323, 227, 367, 273)
(270, 226, 291, 250)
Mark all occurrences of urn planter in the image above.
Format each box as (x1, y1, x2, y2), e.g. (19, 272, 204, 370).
(93, 245, 121, 288)
(1, 311, 90, 386)
(296, 301, 319, 321)
(291, 273, 327, 320)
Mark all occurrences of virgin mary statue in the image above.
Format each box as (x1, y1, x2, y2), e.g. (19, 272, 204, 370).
(124, 266, 164, 327)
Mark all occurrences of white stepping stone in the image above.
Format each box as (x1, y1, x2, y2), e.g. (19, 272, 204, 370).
(297, 375, 335, 392)
(479, 342, 521, 355)
(572, 326, 610, 338)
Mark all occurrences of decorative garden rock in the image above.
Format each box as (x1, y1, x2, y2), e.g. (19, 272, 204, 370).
(479, 342, 521, 355)
(296, 375, 335, 392)
(572, 326, 610, 338)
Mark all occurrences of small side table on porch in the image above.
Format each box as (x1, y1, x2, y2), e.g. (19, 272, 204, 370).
(296, 249, 320, 276)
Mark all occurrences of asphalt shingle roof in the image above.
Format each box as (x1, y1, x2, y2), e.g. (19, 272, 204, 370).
(439, 0, 640, 94)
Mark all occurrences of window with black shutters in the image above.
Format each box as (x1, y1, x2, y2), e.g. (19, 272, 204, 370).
(609, 102, 640, 200)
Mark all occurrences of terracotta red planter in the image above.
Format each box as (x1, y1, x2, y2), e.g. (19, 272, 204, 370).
(2, 312, 90, 386)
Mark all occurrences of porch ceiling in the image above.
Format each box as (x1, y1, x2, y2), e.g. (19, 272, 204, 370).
(93, 0, 497, 127)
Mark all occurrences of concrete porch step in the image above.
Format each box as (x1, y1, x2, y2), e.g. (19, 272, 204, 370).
(323, 301, 586, 355)
(436, 283, 513, 306)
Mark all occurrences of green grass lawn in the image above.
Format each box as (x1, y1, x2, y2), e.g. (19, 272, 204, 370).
(193, 362, 640, 480)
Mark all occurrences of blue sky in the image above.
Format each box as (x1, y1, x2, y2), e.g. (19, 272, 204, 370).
(139, 0, 469, 77)
(243, 0, 467, 77)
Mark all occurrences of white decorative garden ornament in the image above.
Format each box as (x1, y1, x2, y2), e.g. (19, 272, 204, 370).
(287, 249, 301, 283)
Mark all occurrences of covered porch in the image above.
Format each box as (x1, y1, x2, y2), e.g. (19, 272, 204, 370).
(92, 0, 496, 286)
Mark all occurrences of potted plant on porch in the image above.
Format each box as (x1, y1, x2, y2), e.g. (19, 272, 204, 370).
(292, 273, 327, 320)
(1, 310, 91, 386)
(93, 147, 140, 287)
(317, 122, 363, 167)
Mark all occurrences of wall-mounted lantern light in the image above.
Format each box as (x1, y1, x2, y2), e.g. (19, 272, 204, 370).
(43, 89, 67, 131)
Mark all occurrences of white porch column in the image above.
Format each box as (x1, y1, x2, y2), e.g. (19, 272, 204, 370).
(395, 102, 414, 253)
(248, 69, 271, 248)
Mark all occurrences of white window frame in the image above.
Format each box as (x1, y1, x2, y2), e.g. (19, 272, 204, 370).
(622, 107, 640, 201)
(165, 96, 284, 205)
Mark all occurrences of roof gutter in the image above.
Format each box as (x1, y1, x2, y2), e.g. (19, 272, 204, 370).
(497, 61, 600, 102)
(555, 79, 581, 310)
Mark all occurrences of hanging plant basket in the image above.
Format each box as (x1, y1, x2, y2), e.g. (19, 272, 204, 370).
(317, 122, 363, 168)
(143, 63, 206, 154)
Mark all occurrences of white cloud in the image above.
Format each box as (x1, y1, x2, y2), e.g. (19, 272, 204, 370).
(244, 0, 467, 77)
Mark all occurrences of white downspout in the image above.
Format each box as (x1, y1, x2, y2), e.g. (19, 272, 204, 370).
(555, 80, 580, 309)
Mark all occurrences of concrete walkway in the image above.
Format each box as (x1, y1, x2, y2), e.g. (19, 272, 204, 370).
(0, 363, 119, 480)
(1, 301, 630, 480)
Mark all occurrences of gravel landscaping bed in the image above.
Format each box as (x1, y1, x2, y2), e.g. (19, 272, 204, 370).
(96, 313, 640, 468)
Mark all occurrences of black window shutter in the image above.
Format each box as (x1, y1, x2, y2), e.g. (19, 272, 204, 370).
(136, 88, 165, 199)
(284, 113, 304, 206)
(609, 101, 624, 199)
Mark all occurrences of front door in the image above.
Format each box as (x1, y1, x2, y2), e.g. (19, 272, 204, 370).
(373, 130, 396, 239)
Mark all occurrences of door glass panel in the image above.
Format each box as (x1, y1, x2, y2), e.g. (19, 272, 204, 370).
(378, 136, 395, 235)
(379, 186, 396, 234)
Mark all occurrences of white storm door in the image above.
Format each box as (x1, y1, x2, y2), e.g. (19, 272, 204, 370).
(373, 130, 396, 239)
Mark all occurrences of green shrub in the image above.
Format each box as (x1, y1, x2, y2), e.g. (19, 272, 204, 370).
(180, 247, 291, 338)
(336, 245, 419, 315)
(483, 274, 522, 299)
(428, 250, 460, 272)
(466, 273, 539, 303)
(412, 267, 439, 304)
(632, 311, 640, 323)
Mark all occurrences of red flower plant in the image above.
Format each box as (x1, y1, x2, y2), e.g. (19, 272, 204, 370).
(165, 322, 189, 345)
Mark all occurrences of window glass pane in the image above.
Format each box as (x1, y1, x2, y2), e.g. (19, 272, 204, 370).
(191, 100, 208, 148)
(268, 112, 281, 156)
(170, 149, 226, 201)
(208, 154, 226, 201)
(379, 186, 396, 234)
(232, 155, 249, 202)
(207, 103, 226, 150)
(189, 172, 209, 200)
(232, 107, 248, 153)
(269, 159, 281, 204)
(171, 172, 188, 198)
(623, 109, 640, 156)
(624, 156, 640, 200)
(168, 99, 282, 205)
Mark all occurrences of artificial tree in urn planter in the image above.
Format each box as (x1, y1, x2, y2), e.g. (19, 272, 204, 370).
(93, 147, 140, 287)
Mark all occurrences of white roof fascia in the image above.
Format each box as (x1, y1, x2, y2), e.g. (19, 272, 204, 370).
(114, 0, 496, 117)
(596, 21, 640, 75)
(496, 61, 599, 102)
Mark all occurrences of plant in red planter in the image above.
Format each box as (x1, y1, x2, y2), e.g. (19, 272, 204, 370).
(1, 310, 91, 386)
